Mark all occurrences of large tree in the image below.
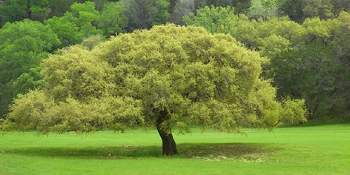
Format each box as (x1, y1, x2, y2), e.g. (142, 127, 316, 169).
(1, 25, 306, 155)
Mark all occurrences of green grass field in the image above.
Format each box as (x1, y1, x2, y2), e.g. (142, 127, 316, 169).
(1, 124, 350, 175)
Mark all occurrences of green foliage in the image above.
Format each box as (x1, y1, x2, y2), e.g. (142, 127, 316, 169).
(45, 1, 104, 47)
(169, 0, 250, 25)
(0, 19, 60, 82)
(248, 0, 280, 20)
(234, 17, 304, 50)
(120, 0, 170, 31)
(265, 16, 348, 117)
(12, 66, 47, 95)
(0, 0, 49, 26)
(81, 35, 104, 50)
(280, 0, 304, 22)
(185, 8, 349, 118)
(280, 99, 307, 124)
(2, 25, 306, 134)
(45, 16, 84, 47)
(192, 0, 240, 10)
(67, 1, 102, 37)
(41, 46, 114, 102)
(302, 0, 334, 19)
(97, 2, 128, 36)
(47, 0, 78, 17)
(280, 0, 349, 23)
(0, 19, 60, 118)
(169, 0, 195, 24)
(183, 6, 240, 36)
(3, 45, 143, 133)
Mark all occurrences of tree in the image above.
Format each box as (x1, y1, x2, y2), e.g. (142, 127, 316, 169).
(12, 66, 47, 96)
(302, 0, 334, 20)
(239, 16, 348, 118)
(169, 0, 196, 24)
(183, 6, 240, 36)
(0, 19, 60, 119)
(47, 0, 79, 18)
(177, 4, 350, 118)
(67, 1, 102, 37)
(272, 41, 345, 118)
(333, 0, 350, 15)
(280, 0, 348, 23)
(0, 0, 49, 26)
(280, 0, 304, 22)
(97, 1, 128, 37)
(248, 0, 280, 20)
(169, 0, 249, 21)
(1, 25, 306, 155)
(45, 1, 103, 48)
(120, 0, 170, 31)
(44, 16, 84, 48)
(331, 11, 350, 112)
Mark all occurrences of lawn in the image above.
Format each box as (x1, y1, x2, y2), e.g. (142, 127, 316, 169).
(1, 124, 350, 175)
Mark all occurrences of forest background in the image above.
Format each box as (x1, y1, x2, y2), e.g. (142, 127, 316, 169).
(0, 0, 349, 121)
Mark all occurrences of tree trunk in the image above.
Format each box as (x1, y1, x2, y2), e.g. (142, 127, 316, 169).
(157, 128, 178, 155)
(155, 109, 178, 155)
(26, 0, 32, 19)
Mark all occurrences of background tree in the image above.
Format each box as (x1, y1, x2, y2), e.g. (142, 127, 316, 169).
(44, 15, 84, 48)
(97, 1, 128, 36)
(2, 25, 306, 155)
(248, 0, 280, 20)
(12, 66, 47, 96)
(330, 11, 350, 112)
(280, 0, 349, 23)
(183, 6, 240, 36)
(184, 6, 349, 118)
(234, 15, 348, 118)
(48, 0, 82, 18)
(67, 1, 102, 37)
(120, 0, 169, 31)
(0, 0, 50, 26)
(169, 0, 195, 24)
(169, 0, 247, 25)
(302, 0, 334, 20)
(45, 1, 103, 48)
(0, 19, 60, 119)
(333, 0, 350, 15)
(280, 0, 304, 23)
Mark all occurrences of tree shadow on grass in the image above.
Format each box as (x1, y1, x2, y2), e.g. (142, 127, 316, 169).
(3, 143, 283, 160)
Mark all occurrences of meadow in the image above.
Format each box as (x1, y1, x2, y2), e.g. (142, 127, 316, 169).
(1, 123, 350, 175)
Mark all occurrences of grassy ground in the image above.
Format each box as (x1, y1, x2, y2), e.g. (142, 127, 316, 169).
(1, 124, 350, 175)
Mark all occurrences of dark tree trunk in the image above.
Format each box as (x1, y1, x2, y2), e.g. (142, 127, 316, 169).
(157, 128, 178, 155)
(26, 0, 32, 19)
(155, 109, 178, 155)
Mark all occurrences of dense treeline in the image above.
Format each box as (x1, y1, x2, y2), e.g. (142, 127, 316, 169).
(0, 0, 349, 120)
(2, 0, 350, 28)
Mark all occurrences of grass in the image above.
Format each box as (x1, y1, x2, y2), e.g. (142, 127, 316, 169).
(1, 124, 350, 175)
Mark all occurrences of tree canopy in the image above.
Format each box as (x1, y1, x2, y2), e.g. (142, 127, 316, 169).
(1, 24, 306, 155)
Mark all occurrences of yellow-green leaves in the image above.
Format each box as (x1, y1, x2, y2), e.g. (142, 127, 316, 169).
(42, 46, 114, 102)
